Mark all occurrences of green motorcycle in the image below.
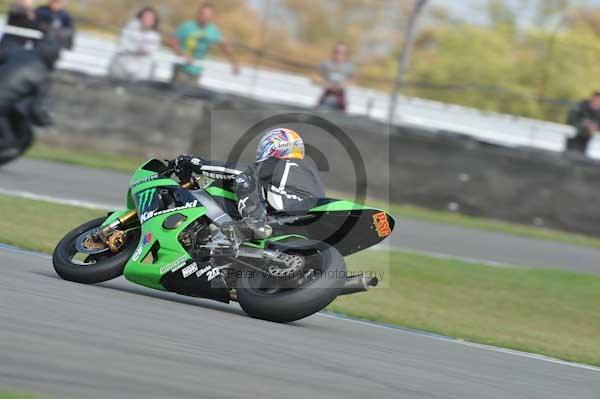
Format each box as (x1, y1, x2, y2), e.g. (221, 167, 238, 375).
(53, 159, 395, 323)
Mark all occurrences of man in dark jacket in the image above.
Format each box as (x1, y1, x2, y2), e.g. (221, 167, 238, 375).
(0, 41, 60, 158)
(35, 0, 75, 49)
(566, 92, 600, 154)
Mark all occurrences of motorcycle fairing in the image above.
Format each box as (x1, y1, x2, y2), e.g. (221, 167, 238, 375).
(104, 160, 395, 291)
(113, 160, 207, 290)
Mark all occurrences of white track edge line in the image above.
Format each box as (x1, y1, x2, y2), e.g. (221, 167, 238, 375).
(373, 244, 519, 268)
(0, 188, 119, 210)
(317, 312, 600, 372)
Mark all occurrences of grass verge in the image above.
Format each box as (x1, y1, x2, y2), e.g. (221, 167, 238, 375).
(0, 194, 598, 367)
(25, 144, 600, 249)
(0, 194, 104, 253)
(330, 250, 600, 367)
(0, 393, 44, 399)
(27, 144, 145, 173)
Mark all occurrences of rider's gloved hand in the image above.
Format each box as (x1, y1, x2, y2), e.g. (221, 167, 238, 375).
(174, 155, 203, 168)
(173, 155, 203, 180)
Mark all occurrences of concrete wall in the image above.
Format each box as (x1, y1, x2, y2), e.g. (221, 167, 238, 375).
(41, 71, 600, 236)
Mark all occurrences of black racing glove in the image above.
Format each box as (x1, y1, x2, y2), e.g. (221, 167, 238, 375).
(173, 155, 203, 181)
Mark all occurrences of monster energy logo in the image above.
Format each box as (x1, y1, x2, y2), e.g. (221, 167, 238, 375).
(137, 189, 156, 213)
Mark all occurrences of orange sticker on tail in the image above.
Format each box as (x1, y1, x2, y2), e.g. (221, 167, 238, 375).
(372, 211, 391, 238)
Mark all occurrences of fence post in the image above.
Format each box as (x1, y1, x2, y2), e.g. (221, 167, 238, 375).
(387, 0, 428, 127)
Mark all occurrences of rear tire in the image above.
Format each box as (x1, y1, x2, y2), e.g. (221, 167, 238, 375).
(0, 118, 33, 167)
(53, 218, 140, 284)
(237, 243, 346, 323)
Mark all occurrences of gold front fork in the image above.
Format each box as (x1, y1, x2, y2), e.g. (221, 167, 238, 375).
(99, 209, 137, 238)
(117, 209, 138, 225)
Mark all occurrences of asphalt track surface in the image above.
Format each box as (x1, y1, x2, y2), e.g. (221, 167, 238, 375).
(2, 158, 600, 274)
(0, 247, 598, 399)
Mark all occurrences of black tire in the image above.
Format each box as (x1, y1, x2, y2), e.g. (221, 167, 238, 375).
(0, 119, 33, 167)
(237, 243, 346, 323)
(53, 218, 140, 284)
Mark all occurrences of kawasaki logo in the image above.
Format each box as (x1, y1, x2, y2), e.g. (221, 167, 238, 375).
(140, 201, 199, 223)
(137, 189, 156, 213)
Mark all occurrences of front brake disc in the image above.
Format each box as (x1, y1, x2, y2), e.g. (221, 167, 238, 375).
(75, 229, 109, 255)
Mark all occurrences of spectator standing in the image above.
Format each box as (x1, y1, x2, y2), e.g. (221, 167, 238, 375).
(167, 2, 239, 86)
(315, 43, 355, 111)
(565, 92, 600, 155)
(35, 0, 75, 49)
(109, 7, 161, 82)
(0, 0, 38, 51)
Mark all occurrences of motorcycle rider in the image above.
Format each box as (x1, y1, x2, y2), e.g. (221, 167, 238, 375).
(174, 128, 325, 239)
(0, 40, 59, 159)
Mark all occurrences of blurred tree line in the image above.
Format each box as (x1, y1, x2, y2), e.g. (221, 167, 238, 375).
(10, 0, 600, 122)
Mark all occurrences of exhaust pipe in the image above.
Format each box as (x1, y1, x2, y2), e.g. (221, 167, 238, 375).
(340, 273, 379, 296)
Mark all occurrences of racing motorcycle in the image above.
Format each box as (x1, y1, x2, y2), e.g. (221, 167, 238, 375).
(53, 159, 395, 323)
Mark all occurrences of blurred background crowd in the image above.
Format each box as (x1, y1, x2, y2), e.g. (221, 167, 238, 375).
(3, 0, 600, 155)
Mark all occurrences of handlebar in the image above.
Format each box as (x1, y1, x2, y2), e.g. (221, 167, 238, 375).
(160, 160, 203, 190)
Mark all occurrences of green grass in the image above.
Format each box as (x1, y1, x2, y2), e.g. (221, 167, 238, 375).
(25, 144, 600, 249)
(329, 250, 600, 367)
(1, 194, 599, 367)
(0, 194, 104, 253)
(27, 144, 145, 173)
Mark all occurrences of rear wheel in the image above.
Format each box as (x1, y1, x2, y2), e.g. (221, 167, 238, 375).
(53, 217, 140, 284)
(237, 243, 346, 323)
(0, 119, 33, 167)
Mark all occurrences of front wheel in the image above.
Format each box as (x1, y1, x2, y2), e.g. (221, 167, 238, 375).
(237, 243, 346, 323)
(53, 217, 140, 284)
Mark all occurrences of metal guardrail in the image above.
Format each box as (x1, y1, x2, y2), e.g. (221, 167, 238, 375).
(2, 19, 597, 159)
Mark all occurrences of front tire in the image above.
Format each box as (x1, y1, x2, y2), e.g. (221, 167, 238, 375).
(237, 243, 346, 323)
(53, 218, 140, 284)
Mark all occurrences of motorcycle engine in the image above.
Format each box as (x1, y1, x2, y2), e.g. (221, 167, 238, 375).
(178, 219, 211, 260)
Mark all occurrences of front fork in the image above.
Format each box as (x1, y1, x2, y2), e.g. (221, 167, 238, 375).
(98, 209, 138, 238)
